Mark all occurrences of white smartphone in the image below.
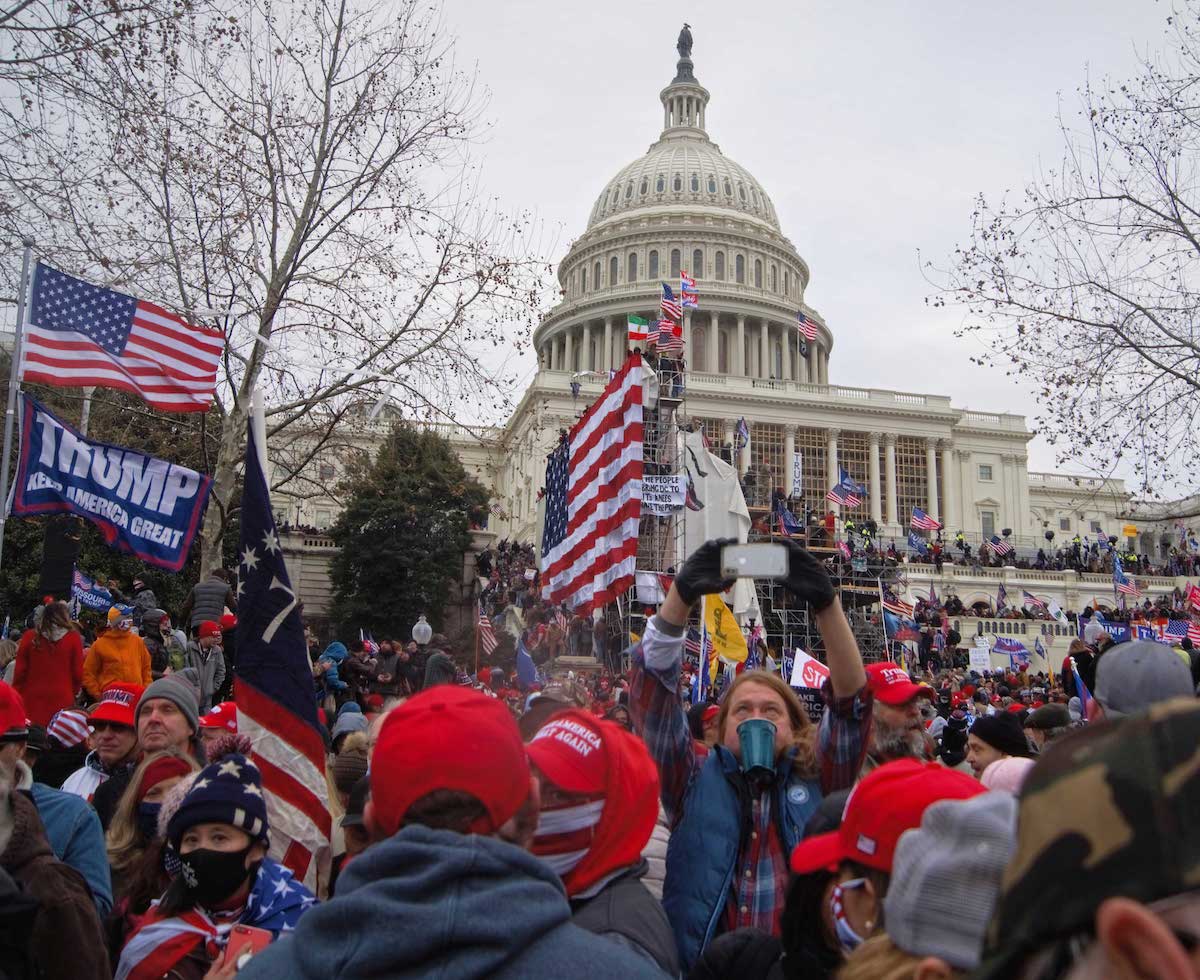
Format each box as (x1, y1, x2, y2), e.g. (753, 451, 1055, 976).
(720, 542, 788, 579)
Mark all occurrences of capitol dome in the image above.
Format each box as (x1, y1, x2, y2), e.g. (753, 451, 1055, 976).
(533, 36, 832, 393)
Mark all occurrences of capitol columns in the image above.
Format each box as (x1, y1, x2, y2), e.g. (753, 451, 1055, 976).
(683, 310, 692, 365)
(868, 432, 882, 525)
(940, 440, 958, 530)
(884, 434, 899, 527)
(581, 322, 592, 372)
(603, 317, 613, 373)
(706, 313, 718, 373)
(781, 330, 793, 382)
(735, 315, 746, 376)
(826, 428, 840, 514)
(759, 320, 769, 379)
(784, 425, 797, 495)
(819, 347, 829, 385)
(564, 329, 574, 374)
(925, 437, 939, 522)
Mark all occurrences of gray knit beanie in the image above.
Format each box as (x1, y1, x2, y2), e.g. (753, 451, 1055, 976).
(136, 675, 201, 736)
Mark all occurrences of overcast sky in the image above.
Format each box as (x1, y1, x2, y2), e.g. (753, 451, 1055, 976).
(444, 0, 1170, 479)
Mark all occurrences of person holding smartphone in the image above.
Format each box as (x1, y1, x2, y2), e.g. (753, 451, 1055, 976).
(114, 749, 317, 979)
(629, 537, 871, 971)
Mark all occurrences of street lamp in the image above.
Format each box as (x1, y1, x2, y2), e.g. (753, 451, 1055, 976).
(412, 614, 433, 646)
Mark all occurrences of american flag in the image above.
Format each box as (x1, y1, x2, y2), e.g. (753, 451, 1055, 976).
(234, 413, 331, 893)
(657, 329, 684, 355)
(735, 417, 750, 451)
(989, 535, 1013, 557)
(660, 282, 682, 320)
(22, 262, 224, 413)
(478, 602, 498, 656)
(996, 582, 1009, 611)
(883, 595, 915, 618)
(1165, 619, 1190, 640)
(796, 311, 817, 342)
(910, 507, 942, 531)
(540, 353, 645, 612)
(826, 482, 859, 507)
(1022, 590, 1047, 609)
(1113, 555, 1140, 596)
(1186, 582, 1200, 612)
(1190, 621, 1200, 644)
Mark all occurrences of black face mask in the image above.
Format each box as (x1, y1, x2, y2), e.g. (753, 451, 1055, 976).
(179, 846, 257, 907)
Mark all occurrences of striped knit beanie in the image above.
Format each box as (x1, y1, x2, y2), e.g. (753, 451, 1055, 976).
(166, 752, 269, 848)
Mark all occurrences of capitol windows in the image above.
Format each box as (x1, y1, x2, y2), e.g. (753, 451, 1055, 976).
(692, 249, 703, 277)
(610, 256, 619, 285)
(671, 249, 681, 277)
(738, 182, 747, 202)
(610, 187, 619, 207)
(735, 254, 745, 283)
(656, 175, 665, 193)
(981, 511, 996, 539)
(1059, 517, 1071, 532)
(978, 464, 993, 481)
(649, 250, 659, 279)
(724, 178, 733, 197)
(673, 174, 683, 192)
(625, 182, 633, 200)
(754, 259, 763, 288)
(708, 176, 717, 194)
(639, 178, 648, 196)
(690, 174, 700, 192)
(593, 261, 601, 288)
(581, 267, 587, 292)
(784, 270, 790, 296)
(627, 252, 638, 281)
(715, 251, 726, 280)
(771, 264, 778, 291)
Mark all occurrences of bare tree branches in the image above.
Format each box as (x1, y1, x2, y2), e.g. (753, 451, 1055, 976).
(0, 0, 548, 569)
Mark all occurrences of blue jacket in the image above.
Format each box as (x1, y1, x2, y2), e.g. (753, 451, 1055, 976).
(28, 780, 113, 918)
(317, 642, 348, 693)
(237, 825, 668, 980)
(663, 745, 818, 970)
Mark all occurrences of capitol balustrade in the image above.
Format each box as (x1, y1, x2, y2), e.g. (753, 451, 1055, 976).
(902, 560, 1191, 604)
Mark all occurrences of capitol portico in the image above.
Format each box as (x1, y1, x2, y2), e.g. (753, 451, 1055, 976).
(271, 35, 1179, 623)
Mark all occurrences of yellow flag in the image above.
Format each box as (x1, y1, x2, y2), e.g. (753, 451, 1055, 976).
(703, 593, 748, 683)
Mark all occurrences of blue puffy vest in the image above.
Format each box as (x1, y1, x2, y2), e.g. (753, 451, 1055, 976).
(662, 743, 822, 970)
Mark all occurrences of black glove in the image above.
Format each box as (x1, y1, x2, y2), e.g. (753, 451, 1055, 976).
(780, 539, 836, 612)
(674, 538, 737, 606)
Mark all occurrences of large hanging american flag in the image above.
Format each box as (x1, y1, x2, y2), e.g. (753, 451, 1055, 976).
(540, 353, 645, 612)
(796, 311, 818, 342)
(477, 602, 498, 656)
(22, 262, 224, 413)
(234, 414, 331, 893)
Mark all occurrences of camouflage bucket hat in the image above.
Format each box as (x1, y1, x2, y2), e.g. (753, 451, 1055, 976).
(974, 697, 1200, 979)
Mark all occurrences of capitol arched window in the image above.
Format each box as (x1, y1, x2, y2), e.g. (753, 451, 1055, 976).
(735, 254, 745, 284)
(708, 176, 717, 194)
(625, 182, 633, 200)
(692, 249, 703, 277)
(754, 259, 763, 288)
(581, 267, 588, 292)
(594, 261, 601, 288)
(690, 174, 699, 192)
(670, 249, 681, 277)
(628, 252, 638, 282)
(640, 178, 648, 196)
(738, 182, 747, 202)
(784, 270, 790, 296)
(715, 251, 726, 280)
(724, 179, 732, 197)
(771, 264, 778, 291)
(752, 189, 761, 208)
(673, 174, 682, 192)
(611, 187, 619, 207)
(649, 250, 659, 279)
(656, 175, 665, 193)
(610, 256, 619, 284)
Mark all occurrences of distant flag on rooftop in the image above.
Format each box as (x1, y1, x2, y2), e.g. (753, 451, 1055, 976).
(796, 311, 817, 342)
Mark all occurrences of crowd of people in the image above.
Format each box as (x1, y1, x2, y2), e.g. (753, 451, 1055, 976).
(1, 534, 1198, 978)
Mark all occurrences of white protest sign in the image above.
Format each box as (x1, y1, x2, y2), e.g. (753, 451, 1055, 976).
(642, 474, 686, 516)
(791, 451, 803, 498)
(969, 636, 991, 672)
(788, 648, 831, 689)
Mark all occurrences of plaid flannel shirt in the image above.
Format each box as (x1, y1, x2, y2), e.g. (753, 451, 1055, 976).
(630, 615, 871, 938)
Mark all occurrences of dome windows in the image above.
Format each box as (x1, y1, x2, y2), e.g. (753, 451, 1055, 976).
(581, 267, 588, 292)
(628, 252, 638, 282)
(672, 174, 682, 192)
(692, 249, 703, 278)
(770, 264, 778, 291)
(609, 256, 619, 285)
(738, 182, 747, 202)
(784, 270, 790, 296)
(690, 174, 700, 193)
(640, 178, 648, 196)
(715, 251, 726, 281)
(754, 259, 763, 288)
(649, 250, 659, 279)
(611, 187, 620, 207)
(594, 261, 601, 289)
(708, 176, 717, 195)
(752, 189, 761, 208)
(724, 179, 733, 197)
(735, 254, 745, 284)
(670, 249, 681, 277)
(656, 175, 665, 193)
(625, 182, 633, 200)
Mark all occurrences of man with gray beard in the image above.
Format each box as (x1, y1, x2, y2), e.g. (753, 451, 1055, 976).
(861, 662, 935, 772)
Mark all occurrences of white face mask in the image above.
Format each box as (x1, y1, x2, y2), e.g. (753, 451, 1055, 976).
(46, 625, 68, 642)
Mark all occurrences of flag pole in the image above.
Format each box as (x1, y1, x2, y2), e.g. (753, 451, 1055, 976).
(78, 385, 96, 436)
(474, 599, 481, 679)
(0, 239, 34, 574)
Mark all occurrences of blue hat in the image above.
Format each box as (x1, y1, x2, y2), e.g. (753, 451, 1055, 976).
(167, 752, 269, 847)
(336, 701, 363, 717)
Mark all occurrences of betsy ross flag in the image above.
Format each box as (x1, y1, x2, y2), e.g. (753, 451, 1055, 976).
(540, 353, 645, 612)
(910, 507, 942, 531)
(234, 413, 331, 893)
(660, 282, 682, 320)
(23, 262, 224, 413)
(796, 311, 817, 342)
(478, 602, 498, 656)
(627, 315, 650, 343)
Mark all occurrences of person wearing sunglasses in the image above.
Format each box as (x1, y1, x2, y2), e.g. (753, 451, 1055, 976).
(61, 682, 143, 803)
